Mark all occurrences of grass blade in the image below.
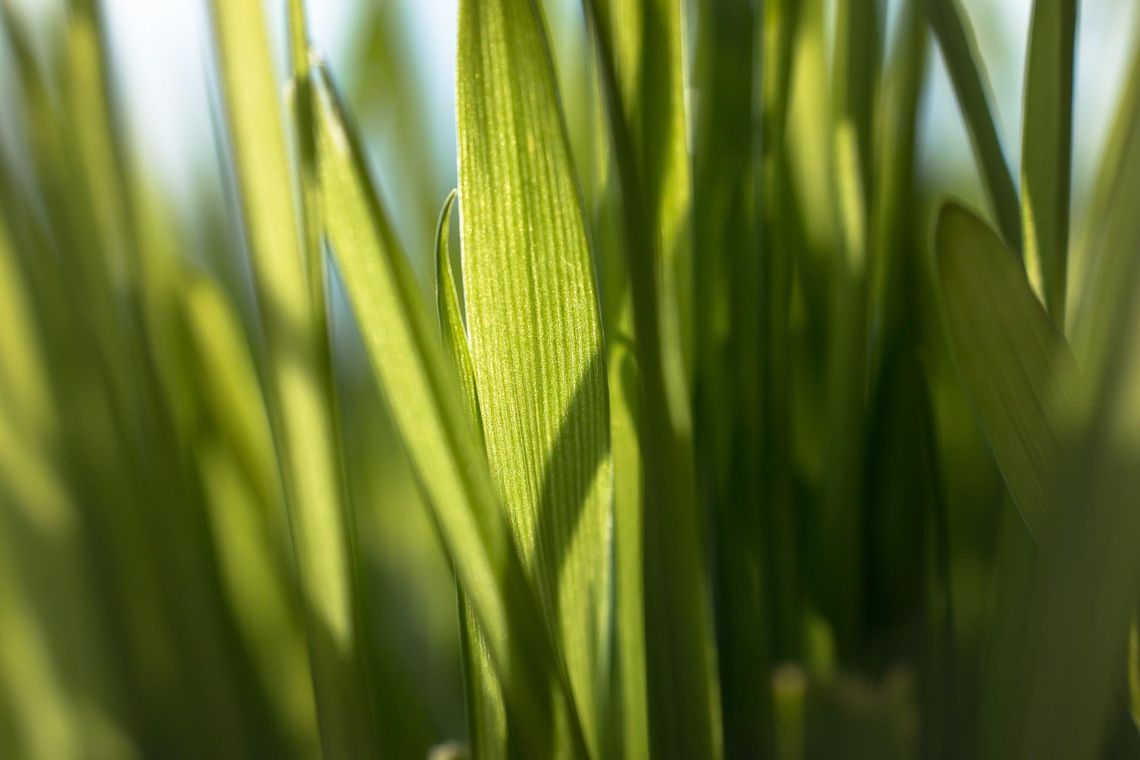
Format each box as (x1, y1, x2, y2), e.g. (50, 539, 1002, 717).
(584, 0, 724, 754)
(456, 0, 613, 754)
(924, 0, 1023, 254)
(1021, 0, 1078, 325)
(435, 190, 509, 759)
(933, 201, 1076, 541)
(208, 1, 374, 753)
(311, 64, 586, 759)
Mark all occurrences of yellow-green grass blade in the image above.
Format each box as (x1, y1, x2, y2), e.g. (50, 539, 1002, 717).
(180, 276, 319, 753)
(207, 0, 372, 753)
(436, 191, 482, 432)
(934, 202, 1076, 542)
(435, 190, 509, 759)
(456, 0, 614, 755)
(1021, 0, 1078, 325)
(924, 0, 1023, 254)
(311, 64, 586, 759)
(607, 337, 647, 760)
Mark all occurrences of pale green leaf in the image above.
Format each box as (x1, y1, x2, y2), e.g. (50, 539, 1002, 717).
(934, 202, 1076, 541)
(924, 0, 1023, 254)
(456, 0, 613, 756)
(1021, 0, 1078, 325)
(208, 0, 372, 752)
(311, 65, 586, 759)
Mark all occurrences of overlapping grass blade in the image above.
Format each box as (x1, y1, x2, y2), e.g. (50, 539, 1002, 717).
(584, 0, 723, 754)
(1021, 0, 1078, 324)
(933, 202, 1076, 541)
(311, 64, 586, 759)
(456, 0, 613, 754)
(924, 0, 1023, 254)
(1001, 64, 1140, 756)
(434, 190, 509, 759)
(208, 0, 372, 752)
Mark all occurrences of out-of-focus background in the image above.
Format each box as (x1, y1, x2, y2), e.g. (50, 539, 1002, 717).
(1, 0, 1137, 756)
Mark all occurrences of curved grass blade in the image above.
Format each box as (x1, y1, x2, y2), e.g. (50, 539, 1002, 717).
(924, 0, 1023, 254)
(436, 191, 481, 432)
(435, 190, 509, 759)
(1021, 0, 1078, 325)
(934, 202, 1076, 541)
(456, 0, 614, 755)
(311, 64, 587, 759)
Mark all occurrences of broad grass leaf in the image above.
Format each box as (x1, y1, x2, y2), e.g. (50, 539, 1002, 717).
(456, 0, 613, 755)
(934, 202, 1076, 541)
(924, 0, 1023, 254)
(1021, 0, 1078, 324)
(311, 65, 586, 759)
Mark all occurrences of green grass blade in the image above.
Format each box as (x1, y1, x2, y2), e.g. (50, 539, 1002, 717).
(924, 0, 1023, 254)
(585, 0, 723, 754)
(1006, 63, 1140, 754)
(608, 337, 647, 760)
(435, 190, 481, 432)
(456, 0, 614, 754)
(208, 1, 373, 752)
(435, 190, 509, 759)
(1021, 0, 1078, 325)
(934, 202, 1076, 541)
(311, 64, 586, 759)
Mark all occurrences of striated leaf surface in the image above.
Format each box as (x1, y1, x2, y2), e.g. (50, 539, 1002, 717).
(456, 0, 614, 755)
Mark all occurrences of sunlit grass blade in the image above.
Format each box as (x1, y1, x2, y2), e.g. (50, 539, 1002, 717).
(435, 190, 509, 759)
(208, 0, 373, 752)
(435, 190, 481, 432)
(924, 0, 1023, 254)
(933, 202, 1076, 541)
(456, 0, 613, 754)
(1021, 0, 1078, 325)
(311, 63, 586, 759)
(607, 335, 647, 760)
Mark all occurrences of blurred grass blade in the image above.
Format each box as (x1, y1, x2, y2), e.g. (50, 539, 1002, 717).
(208, 0, 373, 752)
(435, 190, 509, 759)
(1021, 0, 1078, 325)
(311, 64, 586, 759)
(924, 0, 1023, 254)
(934, 202, 1076, 541)
(456, 0, 614, 755)
(1131, 616, 1140, 730)
(1006, 59, 1140, 754)
(584, 0, 724, 754)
